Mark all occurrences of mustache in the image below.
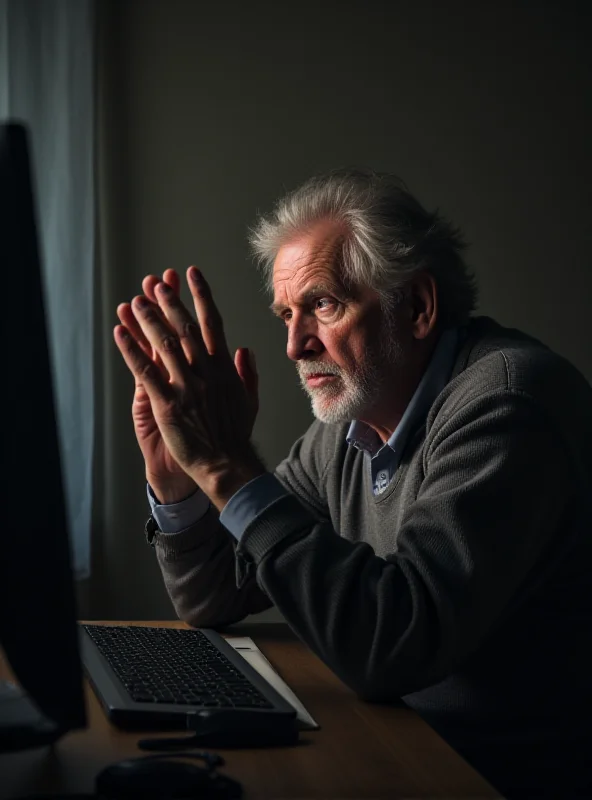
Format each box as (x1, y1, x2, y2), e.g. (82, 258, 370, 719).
(297, 362, 342, 378)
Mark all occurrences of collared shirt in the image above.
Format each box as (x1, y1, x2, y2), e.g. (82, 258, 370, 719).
(347, 327, 459, 495)
(149, 328, 459, 539)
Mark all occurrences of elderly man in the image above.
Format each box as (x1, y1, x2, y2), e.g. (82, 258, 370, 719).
(115, 170, 592, 799)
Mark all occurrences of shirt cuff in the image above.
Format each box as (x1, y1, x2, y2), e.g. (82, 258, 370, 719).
(147, 483, 210, 534)
(219, 473, 289, 541)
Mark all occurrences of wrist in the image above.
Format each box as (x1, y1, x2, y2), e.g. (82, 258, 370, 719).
(195, 456, 267, 511)
(147, 474, 198, 505)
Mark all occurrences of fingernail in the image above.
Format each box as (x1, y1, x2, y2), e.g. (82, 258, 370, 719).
(190, 267, 202, 283)
(157, 282, 172, 294)
(135, 296, 149, 308)
(248, 348, 256, 371)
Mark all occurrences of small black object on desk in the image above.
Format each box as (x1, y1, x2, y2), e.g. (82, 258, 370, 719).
(138, 707, 299, 751)
(96, 751, 242, 798)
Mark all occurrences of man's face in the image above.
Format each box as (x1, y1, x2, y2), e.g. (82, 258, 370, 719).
(271, 221, 407, 424)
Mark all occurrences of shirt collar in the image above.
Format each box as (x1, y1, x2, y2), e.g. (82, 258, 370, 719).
(347, 327, 459, 457)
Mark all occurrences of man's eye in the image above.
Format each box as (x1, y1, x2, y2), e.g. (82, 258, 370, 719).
(315, 298, 336, 312)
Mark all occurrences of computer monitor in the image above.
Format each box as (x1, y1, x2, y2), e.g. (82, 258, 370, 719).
(0, 121, 86, 751)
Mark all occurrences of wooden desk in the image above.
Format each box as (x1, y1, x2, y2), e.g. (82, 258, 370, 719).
(0, 621, 500, 799)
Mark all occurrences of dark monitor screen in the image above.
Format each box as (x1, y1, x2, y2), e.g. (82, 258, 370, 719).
(0, 121, 86, 749)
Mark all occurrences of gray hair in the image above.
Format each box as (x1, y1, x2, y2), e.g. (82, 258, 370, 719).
(248, 168, 477, 327)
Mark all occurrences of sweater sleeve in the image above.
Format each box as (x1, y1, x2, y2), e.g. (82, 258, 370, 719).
(234, 390, 572, 700)
(153, 503, 273, 628)
(151, 420, 331, 627)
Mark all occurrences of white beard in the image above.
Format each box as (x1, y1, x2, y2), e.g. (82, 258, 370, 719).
(297, 311, 405, 424)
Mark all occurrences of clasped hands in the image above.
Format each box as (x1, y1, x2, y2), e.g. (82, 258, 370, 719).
(114, 266, 265, 511)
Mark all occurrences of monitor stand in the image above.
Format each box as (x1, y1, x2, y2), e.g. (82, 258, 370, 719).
(0, 680, 61, 752)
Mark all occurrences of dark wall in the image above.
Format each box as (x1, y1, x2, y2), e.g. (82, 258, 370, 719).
(94, 0, 591, 619)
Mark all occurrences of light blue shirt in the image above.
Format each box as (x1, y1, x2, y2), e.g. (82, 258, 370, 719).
(149, 328, 459, 539)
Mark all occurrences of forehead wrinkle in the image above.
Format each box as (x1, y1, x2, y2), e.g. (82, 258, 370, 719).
(274, 251, 338, 283)
(273, 225, 346, 278)
(272, 225, 350, 314)
(272, 258, 351, 310)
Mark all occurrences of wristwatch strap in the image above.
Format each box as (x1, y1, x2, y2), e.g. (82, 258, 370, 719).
(144, 514, 159, 547)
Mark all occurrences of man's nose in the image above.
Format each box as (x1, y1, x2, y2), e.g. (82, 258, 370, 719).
(286, 314, 323, 361)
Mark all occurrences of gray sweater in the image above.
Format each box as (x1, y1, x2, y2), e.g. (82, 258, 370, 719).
(152, 317, 592, 796)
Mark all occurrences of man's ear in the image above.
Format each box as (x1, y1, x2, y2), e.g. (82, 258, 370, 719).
(408, 273, 438, 340)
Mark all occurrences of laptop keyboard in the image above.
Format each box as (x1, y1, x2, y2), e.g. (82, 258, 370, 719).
(83, 624, 273, 709)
